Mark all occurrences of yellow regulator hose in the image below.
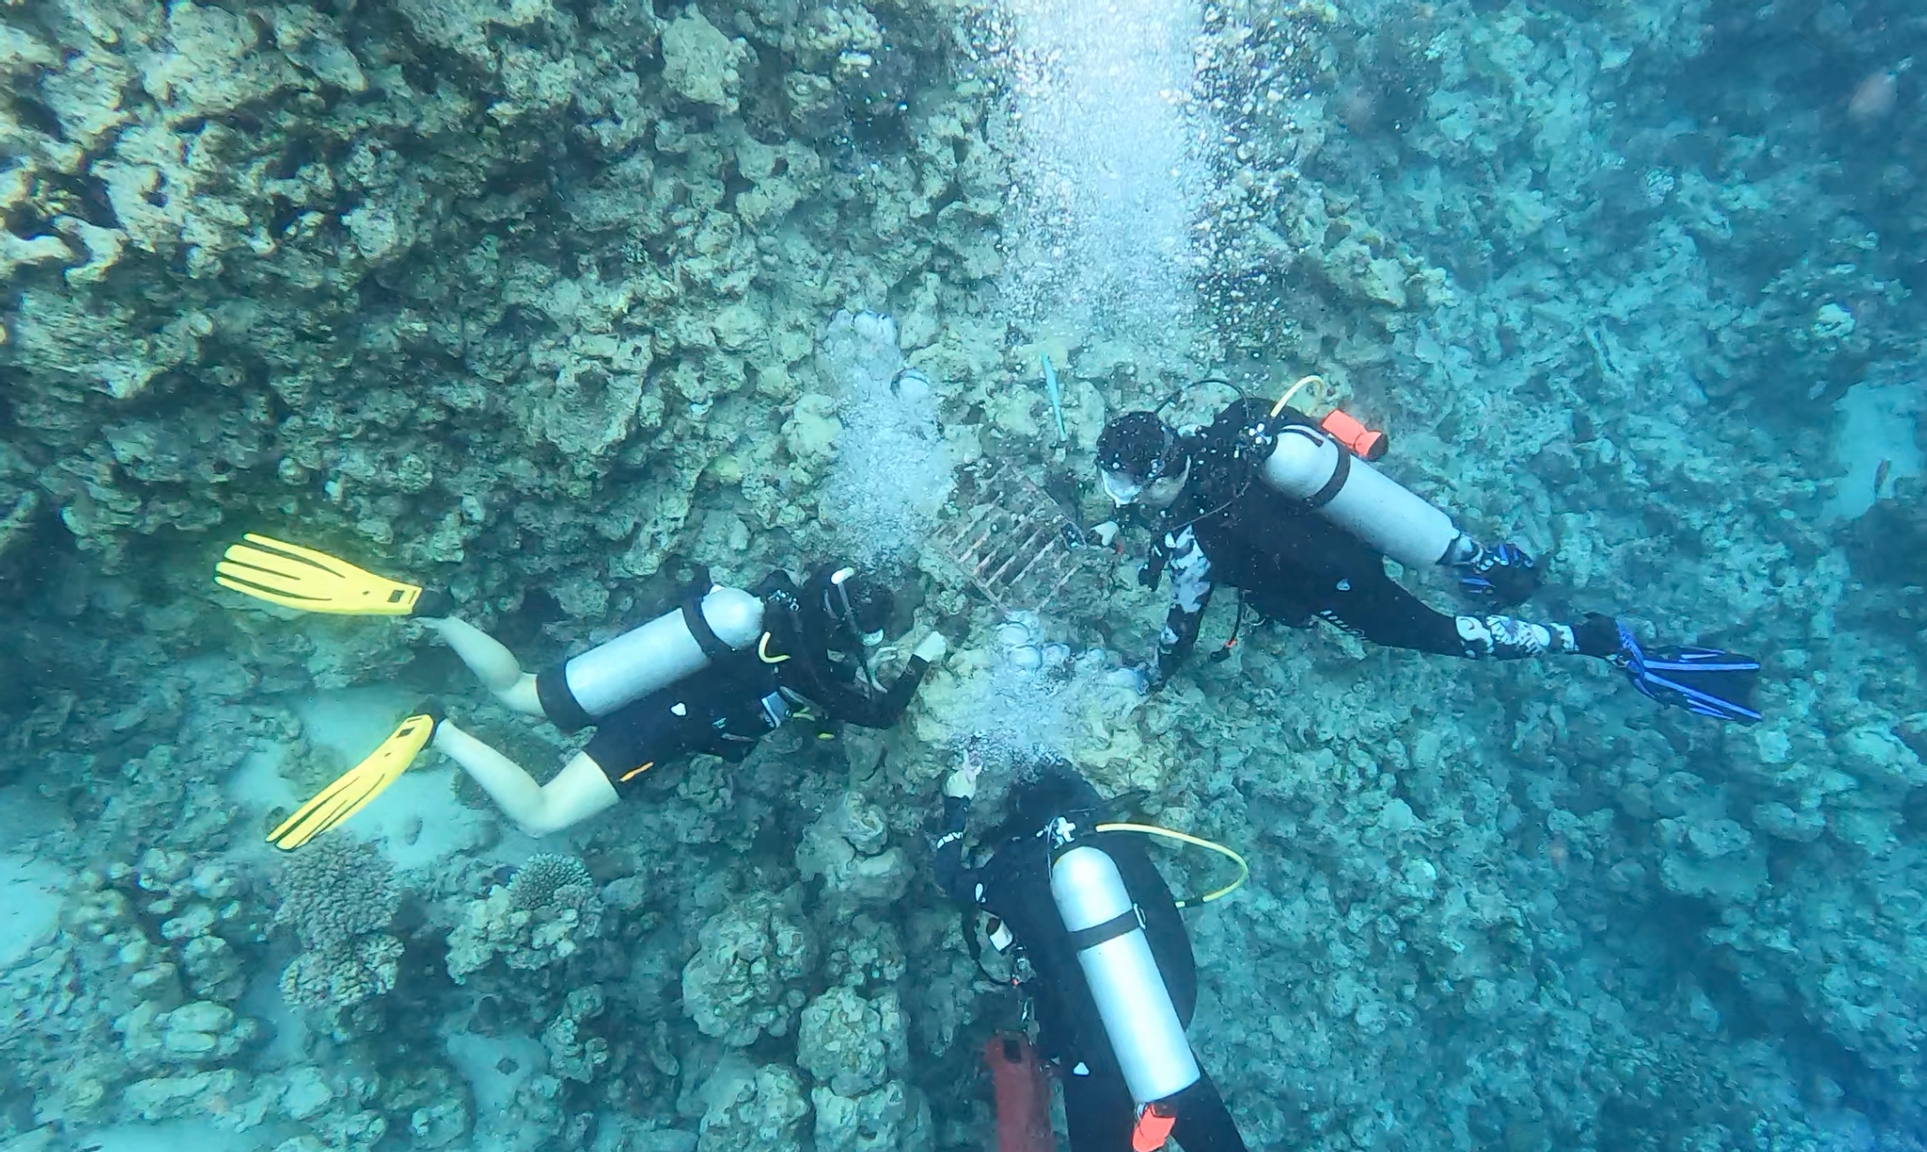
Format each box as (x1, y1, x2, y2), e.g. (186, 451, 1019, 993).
(1094, 822, 1251, 908)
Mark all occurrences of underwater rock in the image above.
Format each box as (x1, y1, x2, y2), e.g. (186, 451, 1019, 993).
(682, 890, 817, 1047)
(795, 793, 911, 908)
(121, 1067, 245, 1122)
(821, 912, 907, 989)
(797, 986, 907, 1098)
(661, 11, 750, 112)
(447, 856, 604, 981)
(810, 1079, 932, 1152)
(542, 984, 612, 1084)
(278, 1064, 336, 1122)
(695, 1060, 810, 1152)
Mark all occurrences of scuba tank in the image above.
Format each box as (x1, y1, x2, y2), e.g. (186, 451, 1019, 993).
(1258, 420, 1460, 569)
(1047, 824, 1202, 1111)
(536, 586, 765, 729)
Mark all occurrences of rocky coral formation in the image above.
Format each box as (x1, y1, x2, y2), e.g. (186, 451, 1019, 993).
(4, 850, 268, 1132)
(797, 986, 931, 1152)
(795, 792, 911, 908)
(447, 852, 603, 980)
(694, 1059, 810, 1152)
(4, 0, 1927, 1147)
(682, 889, 817, 1047)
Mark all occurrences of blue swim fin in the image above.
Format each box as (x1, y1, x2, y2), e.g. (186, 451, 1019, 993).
(1610, 620, 1763, 724)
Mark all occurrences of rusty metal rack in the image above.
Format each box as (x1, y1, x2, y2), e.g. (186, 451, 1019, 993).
(935, 459, 1091, 612)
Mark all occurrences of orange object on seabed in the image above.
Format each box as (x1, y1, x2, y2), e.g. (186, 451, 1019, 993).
(1318, 408, 1388, 461)
(985, 1033, 1053, 1152)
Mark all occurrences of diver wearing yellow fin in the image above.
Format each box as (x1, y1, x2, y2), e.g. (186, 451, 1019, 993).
(219, 535, 949, 848)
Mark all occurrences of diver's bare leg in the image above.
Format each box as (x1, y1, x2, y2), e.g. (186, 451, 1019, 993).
(422, 617, 544, 715)
(432, 722, 618, 836)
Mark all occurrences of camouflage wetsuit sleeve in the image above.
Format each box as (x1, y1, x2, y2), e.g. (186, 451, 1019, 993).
(1156, 525, 1215, 679)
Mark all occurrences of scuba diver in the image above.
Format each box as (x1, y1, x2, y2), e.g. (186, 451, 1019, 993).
(214, 535, 948, 847)
(935, 753, 1250, 1152)
(1094, 386, 1763, 723)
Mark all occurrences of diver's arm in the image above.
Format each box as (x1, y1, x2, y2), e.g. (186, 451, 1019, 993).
(422, 617, 545, 716)
(1155, 528, 1215, 680)
(433, 721, 618, 836)
(806, 632, 947, 729)
(864, 632, 948, 726)
(933, 759, 981, 904)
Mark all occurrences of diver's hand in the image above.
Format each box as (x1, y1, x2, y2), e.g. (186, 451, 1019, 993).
(913, 632, 949, 663)
(1456, 541, 1541, 606)
(944, 737, 986, 798)
(1137, 663, 1167, 696)
(943, 764, 981, 799)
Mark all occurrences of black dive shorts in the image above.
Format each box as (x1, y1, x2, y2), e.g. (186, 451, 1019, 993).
(582, 687, 765, 794)
(583, 691, 709, 794)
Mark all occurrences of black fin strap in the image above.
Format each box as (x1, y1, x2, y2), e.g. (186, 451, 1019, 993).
(1304, 432, 1351, 509)
(682, 593, 733, 660)
(1067, 906, 1143, 952)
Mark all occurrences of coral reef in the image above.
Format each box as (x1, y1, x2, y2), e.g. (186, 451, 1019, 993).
(4, 0, 1927, 1147)
(447, 853, 604, 980)
(694, 1059, 811, 1152)
(795, 792, 911, 908)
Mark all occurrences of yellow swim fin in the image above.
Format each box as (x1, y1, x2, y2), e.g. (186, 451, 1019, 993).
(269, 709, 439, 850)
(216, 533, 436, 616)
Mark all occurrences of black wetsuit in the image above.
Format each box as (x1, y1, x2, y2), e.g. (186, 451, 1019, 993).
(934, 768, 1248, 1152)
(1149, 397, 1467, 678)
(555, 568, 932, 791)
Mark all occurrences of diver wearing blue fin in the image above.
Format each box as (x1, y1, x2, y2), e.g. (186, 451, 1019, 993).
(1094, 398, 1767, 725)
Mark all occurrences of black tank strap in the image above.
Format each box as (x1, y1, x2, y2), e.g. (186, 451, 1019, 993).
(681, 592, 735, 660)
(1066, 906, 1144, 952)
(1304, 433, 1350, 508)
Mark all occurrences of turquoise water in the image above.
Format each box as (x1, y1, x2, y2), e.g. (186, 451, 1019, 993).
(1, 0, 1923, 1149)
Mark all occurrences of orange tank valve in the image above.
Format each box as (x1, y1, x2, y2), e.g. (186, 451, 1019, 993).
(1319, 409, 1388, 461)
(1131, 1102, 1179, 1152)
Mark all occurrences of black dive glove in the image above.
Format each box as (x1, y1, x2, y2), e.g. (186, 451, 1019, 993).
(1456, 542, 1541, 606)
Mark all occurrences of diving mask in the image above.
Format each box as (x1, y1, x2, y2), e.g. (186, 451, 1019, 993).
(1095, 412, 1180, 508)
(1101, 469, 1146, 506)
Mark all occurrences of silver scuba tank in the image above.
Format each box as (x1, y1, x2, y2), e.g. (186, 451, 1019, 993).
(1049, 837, 1202, 1107)
(1259, 423, 1460, 568)
(542, 586, 765, 724)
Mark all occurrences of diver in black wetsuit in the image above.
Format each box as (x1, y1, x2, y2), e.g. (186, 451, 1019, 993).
(1094, 398, 1763, 722)
(215, 534, 949, 846)
(933, 756, 1249, 1152)
(561, 563, 946, 801)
